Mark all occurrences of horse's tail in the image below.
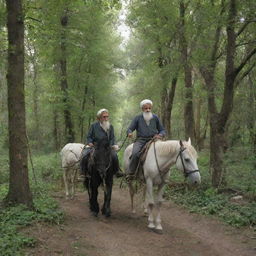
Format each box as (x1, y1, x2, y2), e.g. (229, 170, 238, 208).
(84, 176, 92, 199)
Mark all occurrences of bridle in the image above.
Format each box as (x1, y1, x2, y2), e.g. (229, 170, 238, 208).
(175, 147, 200, 178)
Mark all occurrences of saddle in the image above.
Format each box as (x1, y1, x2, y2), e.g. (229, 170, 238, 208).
(133, 138, 157, 178)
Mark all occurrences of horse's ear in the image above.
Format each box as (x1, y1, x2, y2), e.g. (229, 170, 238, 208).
(187, 137, 191, 145)
(179, 140, 184, 148)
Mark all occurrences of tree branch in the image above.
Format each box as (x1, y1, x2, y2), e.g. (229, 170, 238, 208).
(236, 19, 256, 37)
(25, 16, 42, 23)
(235, 47, 256, 76)
(235, 61, 256, 87)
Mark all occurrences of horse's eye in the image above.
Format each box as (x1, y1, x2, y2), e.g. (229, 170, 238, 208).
(185, 158, 190, 162)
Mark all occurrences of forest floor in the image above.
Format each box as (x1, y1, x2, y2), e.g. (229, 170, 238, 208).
(23, 181, 256, 256)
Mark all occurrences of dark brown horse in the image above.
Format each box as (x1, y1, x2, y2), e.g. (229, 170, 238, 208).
(83, 138, 115, 217)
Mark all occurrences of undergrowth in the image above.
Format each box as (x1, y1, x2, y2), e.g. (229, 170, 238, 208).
(166, 149, 256, 228)
(165, 185, 256, 227)
(0, 153, 64, 256)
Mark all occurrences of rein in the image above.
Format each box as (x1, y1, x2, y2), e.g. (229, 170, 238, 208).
(175, 147, 199, 177)
(153, 139, 171, 179)
(116, 135, 128, 153)
(153, 140, 161, 174)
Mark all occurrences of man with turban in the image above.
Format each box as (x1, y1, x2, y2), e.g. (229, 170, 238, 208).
(126, 99, 166, 177)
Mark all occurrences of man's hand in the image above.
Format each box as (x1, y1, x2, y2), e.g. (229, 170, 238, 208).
(88, 143, 94, 147)
(128, 133, 133, 138)
(153, 134, 162, 140)
(112, 145, 119, 151)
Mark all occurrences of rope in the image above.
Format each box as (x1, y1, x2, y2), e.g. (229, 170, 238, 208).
(116, 135, 128, 153)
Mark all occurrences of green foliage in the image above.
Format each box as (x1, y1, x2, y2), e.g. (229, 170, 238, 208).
(224, 147, 256, 198)
(0, 151, 9, 184)
(0, 222, 35, 256)
(0, 152, 64, 255)
(0, 181, 64, 256)
(29, 152, 62, 183)
(166, 185, 256, 227)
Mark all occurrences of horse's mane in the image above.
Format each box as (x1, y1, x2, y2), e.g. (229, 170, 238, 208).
(183, 141, 198, 158)
(155, 140, 198, 158)
(155, 140, 179, 156)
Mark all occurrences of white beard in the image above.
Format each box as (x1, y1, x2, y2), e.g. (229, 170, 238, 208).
(143, 112, 153, 125)
(100, 120, 110, 132)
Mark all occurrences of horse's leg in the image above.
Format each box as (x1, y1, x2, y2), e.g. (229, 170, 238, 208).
(102, 176, 113, 217)
(90, 174, 100, 216)
(63, 168, 69, 199)
(128, 180, 136, 214)
(70, 168, 77, 199)
(155, 201, 163, 233)
(155, 183, 165, 233)
(142, 185, 148, 216)
(145, 177, 155, 229)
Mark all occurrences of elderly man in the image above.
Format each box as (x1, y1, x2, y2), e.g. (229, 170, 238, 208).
(126, 99, 166, 177)
(80, 108, 122, 179)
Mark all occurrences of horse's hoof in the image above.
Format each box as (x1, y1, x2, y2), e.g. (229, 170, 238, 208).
(101, 208, 111, 217)
(154, 228, 163, 235)
(143, 210, 148, 217)
(147, 223, 155, 230)
(91, 211, 98, 217)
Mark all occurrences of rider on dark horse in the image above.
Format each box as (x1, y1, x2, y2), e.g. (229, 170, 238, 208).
(126, 99, 166, 179)
(80, 108, 123, 179)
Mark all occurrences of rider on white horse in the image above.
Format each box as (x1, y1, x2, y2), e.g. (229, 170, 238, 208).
(126, 99, 166, 178)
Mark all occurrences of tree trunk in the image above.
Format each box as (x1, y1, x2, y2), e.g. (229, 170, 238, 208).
(247, 73, 256, 154)
(161, 77, 177, 138)
(79, 84, 88, 142)
(194, 97, 208, 150)
(53, 109, 60, 151)
(179, 1, 195, 142)
(5, 0, 33, 208)
(60, 12, 75, 143)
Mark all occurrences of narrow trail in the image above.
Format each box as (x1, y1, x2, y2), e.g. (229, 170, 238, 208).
(24, 183, 256, 256)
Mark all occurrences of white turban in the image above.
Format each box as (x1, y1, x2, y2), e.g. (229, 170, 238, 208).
(97, 108, 108, 117)
(140, 99, 153, 108)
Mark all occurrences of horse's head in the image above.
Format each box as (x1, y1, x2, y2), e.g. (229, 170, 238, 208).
(176, 139, 201, 185)
(93, 138, 112, 176)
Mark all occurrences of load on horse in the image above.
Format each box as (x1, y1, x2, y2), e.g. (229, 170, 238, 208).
(60, 143, 85, 199)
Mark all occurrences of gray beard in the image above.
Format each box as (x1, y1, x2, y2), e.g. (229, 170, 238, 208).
(143, 112, 153, 125)
(100, 120, 110, 132)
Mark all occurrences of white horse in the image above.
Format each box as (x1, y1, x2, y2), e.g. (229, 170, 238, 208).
(60, 143, 85, 199)
(123, 139, 201, 233)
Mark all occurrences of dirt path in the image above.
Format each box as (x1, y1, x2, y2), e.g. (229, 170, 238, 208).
(24, 182, 256, 256)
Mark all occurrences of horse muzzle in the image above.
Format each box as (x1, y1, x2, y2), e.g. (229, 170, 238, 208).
(186, 170, 201, 185)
